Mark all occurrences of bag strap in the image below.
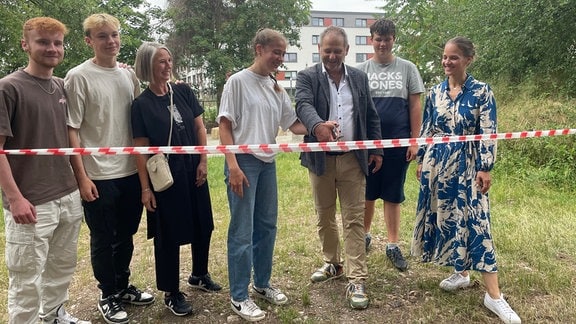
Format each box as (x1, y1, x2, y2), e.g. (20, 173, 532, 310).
(166, 82, 174, 157)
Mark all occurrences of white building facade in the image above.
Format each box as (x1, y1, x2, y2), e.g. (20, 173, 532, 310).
(180, 10, 381, 98)
(277, 11, 380, 95)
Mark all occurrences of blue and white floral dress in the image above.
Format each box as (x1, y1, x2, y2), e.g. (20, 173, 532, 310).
(411, 74, 498, 273)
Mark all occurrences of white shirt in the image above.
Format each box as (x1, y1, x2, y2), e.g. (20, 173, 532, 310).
(217, 69, 298, 163)
(323, 64, 354, 141)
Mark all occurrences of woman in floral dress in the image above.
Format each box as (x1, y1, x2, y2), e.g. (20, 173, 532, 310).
(411, 36, 521, 324)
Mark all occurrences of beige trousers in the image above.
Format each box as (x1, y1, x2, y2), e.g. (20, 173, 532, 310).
(309, 153, 367, 282)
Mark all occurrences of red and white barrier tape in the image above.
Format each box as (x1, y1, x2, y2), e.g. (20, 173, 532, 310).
(1, 128, 574, 156)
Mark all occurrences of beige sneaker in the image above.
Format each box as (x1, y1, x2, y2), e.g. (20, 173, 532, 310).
(310, 263, 344, 283)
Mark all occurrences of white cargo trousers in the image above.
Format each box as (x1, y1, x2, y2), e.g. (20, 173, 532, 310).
(4, 190, 83, 324)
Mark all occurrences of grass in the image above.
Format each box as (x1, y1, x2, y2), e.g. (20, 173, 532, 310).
(1, 153, 576, 323)
(1, 90, 575, 322)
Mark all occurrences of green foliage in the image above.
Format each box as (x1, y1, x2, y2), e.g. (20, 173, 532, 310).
(165, 0, 312, 100)
(0, 0, 162, 78)
(493, 82, 576, 189)
(380, 0, 576, 95)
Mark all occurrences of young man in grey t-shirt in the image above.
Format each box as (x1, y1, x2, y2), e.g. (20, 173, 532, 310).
(357, 18, 425, 271)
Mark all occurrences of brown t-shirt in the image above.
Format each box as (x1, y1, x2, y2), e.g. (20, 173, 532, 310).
(0, 70, 77, 208)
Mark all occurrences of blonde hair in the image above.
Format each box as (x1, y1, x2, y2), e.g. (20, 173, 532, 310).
(83, 13, 120, 37)
(23, 17, 68, 40)
(134, 42, 173, 83)
(252, 28, 286, 92)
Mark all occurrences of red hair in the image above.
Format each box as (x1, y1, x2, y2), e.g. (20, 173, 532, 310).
(23, 17, 68, 40)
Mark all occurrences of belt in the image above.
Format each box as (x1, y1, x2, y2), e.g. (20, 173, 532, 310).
(326, 151, 347, 156)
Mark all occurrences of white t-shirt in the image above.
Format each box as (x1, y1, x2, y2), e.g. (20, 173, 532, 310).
(65, 60, 141, 180)
(217, 69, 297, 163)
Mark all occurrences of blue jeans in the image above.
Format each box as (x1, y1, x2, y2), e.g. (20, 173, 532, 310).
(225, 154, 278, 301)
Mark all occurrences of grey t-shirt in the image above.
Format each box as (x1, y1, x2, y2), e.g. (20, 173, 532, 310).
(357, 57, 425, 140)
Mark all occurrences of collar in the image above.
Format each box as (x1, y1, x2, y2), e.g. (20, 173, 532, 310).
(321, 63, 349, 78)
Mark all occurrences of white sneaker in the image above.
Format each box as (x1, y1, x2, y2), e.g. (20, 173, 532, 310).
(231, 298, 266, 322)
(484, 293, 522, 323)
(41, 304, 92, 324)
(253, 286, 288, 305)
(439, 273, 471, 291)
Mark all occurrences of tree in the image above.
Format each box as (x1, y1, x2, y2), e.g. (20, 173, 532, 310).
(0, 0, 161, 78)
(165, 0, 312, 101)
(380, 0, 576, 95)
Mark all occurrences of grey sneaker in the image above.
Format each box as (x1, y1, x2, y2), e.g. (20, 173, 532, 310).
(346, 282, 369, 309)
(386, 246, 408, 271)
(231, 298, 266, 322)
(365, 233, 372, 251)
(253, 286, 288, 305)
(439, 273, 471, 291)
(310, 263, 344, 283)
(40, 304, 91, 324)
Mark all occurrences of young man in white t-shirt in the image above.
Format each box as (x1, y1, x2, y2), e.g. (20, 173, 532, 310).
(65, 13, 154, 324)
(357, 18, 425, 271)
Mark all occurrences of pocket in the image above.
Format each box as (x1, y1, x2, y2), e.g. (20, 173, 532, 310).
(5, 225, 35, 272)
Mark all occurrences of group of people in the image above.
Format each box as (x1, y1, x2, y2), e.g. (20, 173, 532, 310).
(0, 14, 221, 324)
(0, 12, 522, 324)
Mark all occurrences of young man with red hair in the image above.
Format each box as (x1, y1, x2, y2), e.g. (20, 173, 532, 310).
(0, 17, 90, 324)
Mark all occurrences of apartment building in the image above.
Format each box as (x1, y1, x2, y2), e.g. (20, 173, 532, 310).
(180, 10, 381, 98)
(277, 10, 380, 96)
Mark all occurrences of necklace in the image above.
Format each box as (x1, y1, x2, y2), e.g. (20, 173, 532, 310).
(27, 72, 56, 95)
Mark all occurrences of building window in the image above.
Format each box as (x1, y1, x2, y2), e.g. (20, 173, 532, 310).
(312, 35, 319, 45)
(312, 53, 320, 63)
(284, 53, 297, 62)
(333, 18, 344, 26)
(355, 36, 368, 45)
(355, 18, 367, 27)
(311, 17, 324, 26)
(284, 71, 298, 80)
(356, 53, 369, 63)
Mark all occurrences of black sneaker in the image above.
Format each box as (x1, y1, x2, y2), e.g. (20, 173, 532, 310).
(386, 246, 408, 271)
(187, 273, 222, 292)
(98, 294, 128, 324)
(164, 291, 193, 316)
(118, 284, 155, 305)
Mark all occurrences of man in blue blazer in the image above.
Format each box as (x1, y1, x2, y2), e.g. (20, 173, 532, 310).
(295, 25, 383, 310)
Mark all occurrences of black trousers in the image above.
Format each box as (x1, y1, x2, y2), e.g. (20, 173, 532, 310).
(154, 227, 212, 293)
(83, 174, 143, 297)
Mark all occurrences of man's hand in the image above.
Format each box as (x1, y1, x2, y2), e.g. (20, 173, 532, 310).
(10, 197, 36, 224)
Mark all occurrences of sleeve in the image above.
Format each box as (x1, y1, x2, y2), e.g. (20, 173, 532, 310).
(476, 84, 497, 171)
(131, 98, 147, 139)
(362, 72, 384, 157)
(279, 89, 298, 131)
(185, 84, 204, 118)
(0, 85, 15, 137)
(416, 89, 435, 164)
(216, 78, 237, 128)
(407, 62, 425, 95)
(64, 72, 86, 129)
(130, 70, 141, 98)
(295, 69, 324, 135)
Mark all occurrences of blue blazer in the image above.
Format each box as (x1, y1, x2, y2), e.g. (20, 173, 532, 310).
(295, 63, 383, 176)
